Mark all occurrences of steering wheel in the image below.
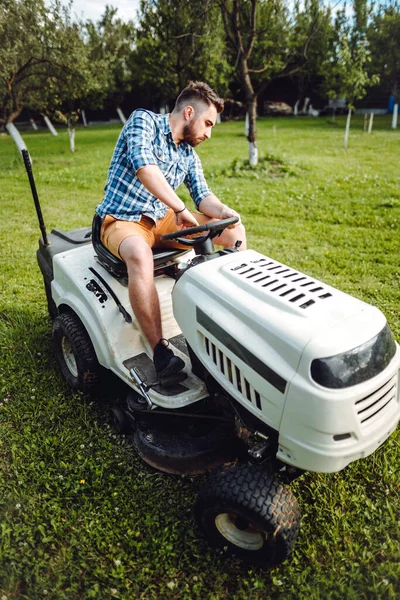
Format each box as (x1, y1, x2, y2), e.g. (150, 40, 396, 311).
(160, 216, 239, 246)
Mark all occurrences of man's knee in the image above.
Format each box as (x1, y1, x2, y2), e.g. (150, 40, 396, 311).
(221, 223, 246, 248)
(119, 236, 153, 268)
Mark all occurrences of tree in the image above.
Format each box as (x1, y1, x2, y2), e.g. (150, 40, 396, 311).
(291, 0, 333, 109)
(42, 13, 109, 151)
(218, 0, 329, 165)
(367, 2, 400, 103)
(321, 0, 379, 148)
(85, 6, 136, 110)
(0, 0, 108, 134)
(131, 0, 231, 110)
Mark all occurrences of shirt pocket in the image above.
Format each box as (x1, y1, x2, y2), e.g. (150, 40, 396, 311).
(153, 144, 170, 174)
(175, 156, 189, 181)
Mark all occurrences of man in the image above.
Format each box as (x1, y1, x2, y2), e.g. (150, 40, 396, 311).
(96, 81, 246, 378)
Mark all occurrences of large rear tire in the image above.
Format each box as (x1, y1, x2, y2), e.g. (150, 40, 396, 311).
(195, 463, 300, 568)
(52, 312, 103, 393)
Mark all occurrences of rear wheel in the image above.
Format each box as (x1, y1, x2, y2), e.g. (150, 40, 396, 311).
(52, 312, 103, 392)
(195, 463, 300, 567)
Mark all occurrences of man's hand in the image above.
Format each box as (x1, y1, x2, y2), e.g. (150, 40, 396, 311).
(175, 208, 199, 229)
(219, 204, 242, 228)
(198, 195, 242, 228)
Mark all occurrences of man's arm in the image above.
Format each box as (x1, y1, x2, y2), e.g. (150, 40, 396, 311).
(126, 110, 198, 228)
(198, 194, 242, 226)
(137, 165, 198, 228)
(184, 151, 241, 227)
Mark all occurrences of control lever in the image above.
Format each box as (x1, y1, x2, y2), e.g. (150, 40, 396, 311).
(129, 369, 187, 409)
(129, 368, 153, 408)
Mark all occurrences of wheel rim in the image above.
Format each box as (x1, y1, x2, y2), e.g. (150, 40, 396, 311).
(215, 512, 265, 551)
(61, 335, 78, 377)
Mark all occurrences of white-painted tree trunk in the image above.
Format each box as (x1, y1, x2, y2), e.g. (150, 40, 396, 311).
(368, 113, 374, 134)
(68, 125, 75, 152)
(30, 118, 38, 131)
(302, 97, 310, 114)
(344, 108, 352, 149)
(117, 107, 127, 124)
(216, 113, 221, 124)
(81, 109, 88, 127)
(43, 116, 58, 136)
(5, 123, 31, 161)
(159, 107, 165, 115)
(245, 112, 249, 136)
(294, 100, 299, 116)
(392, 104, 398, 129)
(249, 141, 258, 166)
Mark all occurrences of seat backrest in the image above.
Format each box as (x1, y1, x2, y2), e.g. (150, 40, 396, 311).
(92, 214, 128, 276)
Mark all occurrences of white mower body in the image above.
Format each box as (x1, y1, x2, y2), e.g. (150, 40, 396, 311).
(51, 244, 207, 409)
(51, 244, 400, 474)
(172, 249, 400, 473)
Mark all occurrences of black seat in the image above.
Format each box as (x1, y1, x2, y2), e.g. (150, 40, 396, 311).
(92, 214, 189, 277)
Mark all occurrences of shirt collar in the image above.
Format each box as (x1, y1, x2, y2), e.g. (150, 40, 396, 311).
(161, 113, 172, 137)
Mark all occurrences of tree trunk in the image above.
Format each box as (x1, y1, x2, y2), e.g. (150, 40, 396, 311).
(368, 113, 374, 134)
(5, 122, 31, 161)
(43, 116, 58, 136)
(116, 107, 127, 124)
(238, 52, 258, 166)
(392, 104, 398, 129)
(5, 108, 22, 124)
(344, 108, 352, 149)
(68, 122, 75, 153)
(247, 96, 258, 166)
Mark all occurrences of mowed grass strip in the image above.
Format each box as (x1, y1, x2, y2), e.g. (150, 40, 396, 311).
(0, 116, 399, 599)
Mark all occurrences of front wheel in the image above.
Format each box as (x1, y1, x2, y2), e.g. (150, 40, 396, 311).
(52, 311, 103, 393)
(195, 463, 300, 568)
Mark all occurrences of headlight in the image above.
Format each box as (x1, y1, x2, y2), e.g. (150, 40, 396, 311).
(311, 323, 396, 389)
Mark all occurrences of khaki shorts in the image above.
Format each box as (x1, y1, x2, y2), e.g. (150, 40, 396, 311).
(100, 209, 201, 259)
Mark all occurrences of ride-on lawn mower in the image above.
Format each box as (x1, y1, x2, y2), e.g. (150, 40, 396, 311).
(24, 150, 400, 568)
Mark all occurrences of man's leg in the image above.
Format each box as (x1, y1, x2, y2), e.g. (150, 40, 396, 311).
(118, 234, 185, 377)
(119, 235, 162, 349)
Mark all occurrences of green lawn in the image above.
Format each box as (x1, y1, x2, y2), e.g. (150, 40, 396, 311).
(0, 116, 399, 599)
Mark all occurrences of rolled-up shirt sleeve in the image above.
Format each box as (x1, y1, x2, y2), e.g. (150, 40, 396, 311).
(184, 150, 212, 208)
(125, 110, 157, 174)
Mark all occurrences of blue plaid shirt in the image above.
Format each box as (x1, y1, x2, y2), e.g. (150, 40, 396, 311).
(96, 109, 212, 222)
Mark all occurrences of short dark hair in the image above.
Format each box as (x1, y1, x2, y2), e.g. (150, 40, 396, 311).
(175, 81, 224, 114)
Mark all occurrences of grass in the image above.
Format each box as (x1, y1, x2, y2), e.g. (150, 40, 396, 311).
(0, 115, 399, 599)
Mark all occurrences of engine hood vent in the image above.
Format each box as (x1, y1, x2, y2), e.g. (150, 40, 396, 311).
(228, 257, 334, 309)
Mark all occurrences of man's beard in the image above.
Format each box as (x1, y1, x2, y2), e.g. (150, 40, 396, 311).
(182, 120, 200, 147)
